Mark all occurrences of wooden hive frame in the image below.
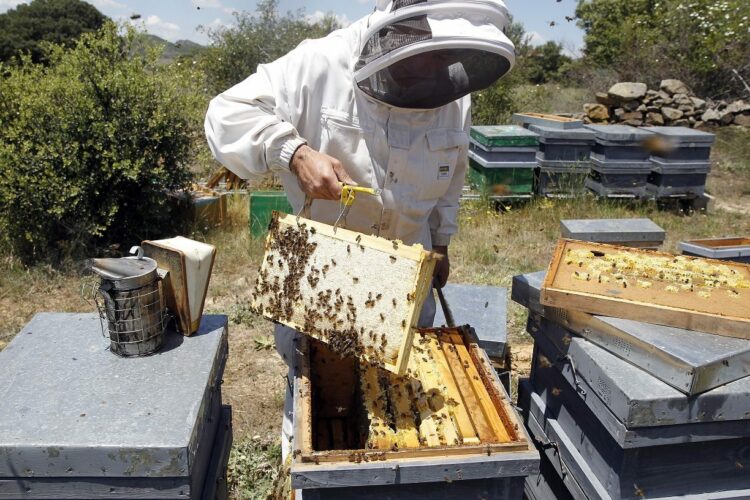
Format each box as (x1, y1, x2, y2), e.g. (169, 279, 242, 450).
(541, 239, 750, 339)
(291, 327, 536, 489)
(251, 213, 438, 374)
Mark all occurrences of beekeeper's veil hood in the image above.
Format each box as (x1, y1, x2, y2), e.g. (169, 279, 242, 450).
(355, 0, 515, 109)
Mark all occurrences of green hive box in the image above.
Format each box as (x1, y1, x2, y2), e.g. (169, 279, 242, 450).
(249, 191, 293, 238)
(470, 125, 540, 148)
(468, 158, 535, 197)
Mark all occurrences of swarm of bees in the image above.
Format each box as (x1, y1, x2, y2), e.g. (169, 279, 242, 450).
(565, 248, 749, 299)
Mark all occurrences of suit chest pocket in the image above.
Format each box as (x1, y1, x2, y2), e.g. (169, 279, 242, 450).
(412, 128, 468, 200)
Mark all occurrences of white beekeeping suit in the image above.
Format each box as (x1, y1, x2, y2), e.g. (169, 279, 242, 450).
(205, 0, 515, 461)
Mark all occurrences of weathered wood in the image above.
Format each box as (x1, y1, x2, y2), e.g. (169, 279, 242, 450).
(252, 213, 439, 374)
(448, 333, 511, 443)
(300, 477, 526, 499)
(423, 333, 480, 445)
(541, 239, 750, 339)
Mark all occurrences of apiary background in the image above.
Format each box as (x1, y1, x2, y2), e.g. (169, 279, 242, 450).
(542, 239, 750, 337)
(250, 213, 437, 374)
(291, 331, 538, 496)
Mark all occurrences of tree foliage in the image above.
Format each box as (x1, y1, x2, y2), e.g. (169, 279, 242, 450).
(0, 0, 106, 64)
(524, 41, 572, 84)
(0, 23, 204, 263)
(200, 0, 341, 95)
(576, 0, 750, 97)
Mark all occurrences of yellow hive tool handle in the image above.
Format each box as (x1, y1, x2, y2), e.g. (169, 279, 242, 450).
(339, 183, 381, 207)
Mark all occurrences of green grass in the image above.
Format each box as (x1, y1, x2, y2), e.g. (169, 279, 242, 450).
(227, 437, 285, 499)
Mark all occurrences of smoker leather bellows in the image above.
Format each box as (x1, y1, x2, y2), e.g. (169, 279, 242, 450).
(88, 246, 168, 356)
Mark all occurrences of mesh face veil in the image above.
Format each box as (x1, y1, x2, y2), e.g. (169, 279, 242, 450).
(355, 0, 515, 109)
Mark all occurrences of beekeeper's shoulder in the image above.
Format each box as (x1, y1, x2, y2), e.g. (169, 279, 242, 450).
(288, 21, 363, 77)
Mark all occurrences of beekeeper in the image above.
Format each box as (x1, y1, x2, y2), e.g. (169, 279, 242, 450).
(205, 0, 515, 460)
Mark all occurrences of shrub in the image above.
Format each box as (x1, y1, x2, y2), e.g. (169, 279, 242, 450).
(0, 23, 205, 263)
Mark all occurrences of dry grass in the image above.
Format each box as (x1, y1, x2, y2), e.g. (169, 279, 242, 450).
(0, 124, 748, 499)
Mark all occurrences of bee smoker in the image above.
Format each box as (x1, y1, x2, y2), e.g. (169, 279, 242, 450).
(86, 246, 169, 356)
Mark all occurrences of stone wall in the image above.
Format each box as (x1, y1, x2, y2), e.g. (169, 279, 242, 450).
(583, 79, 750, 128)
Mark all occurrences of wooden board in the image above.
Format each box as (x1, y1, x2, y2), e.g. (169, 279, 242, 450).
(251, 213, 438, 374)
(541, 239, 750, 339)
(293, 328, 531, 468)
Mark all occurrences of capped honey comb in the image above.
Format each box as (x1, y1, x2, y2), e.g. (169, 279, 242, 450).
(251, 212, 438, 374)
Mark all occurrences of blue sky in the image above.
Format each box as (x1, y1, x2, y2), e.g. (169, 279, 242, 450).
(0, 0, 584, 55)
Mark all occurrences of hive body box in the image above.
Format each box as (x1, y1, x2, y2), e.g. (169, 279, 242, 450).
(514, 270, 750, 395)
(542, 239, 750, 339)
(512, 113, 584, 130)
(681, 237, 750, 264)
(251, 213, 438, 374)
(560, 218, 665, 249)
(431, 284, 508, 359)
(291, 330, 538, 498)
(0, 313, 230, 499)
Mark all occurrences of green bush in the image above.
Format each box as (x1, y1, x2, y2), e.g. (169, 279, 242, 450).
(0, 23, 205, 263)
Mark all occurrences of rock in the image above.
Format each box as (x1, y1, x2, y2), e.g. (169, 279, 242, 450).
(657, 90, 672, 101)
(614, 108, 626, 119)
(622, 119, 644, 127)
(678, 105, 694, 113)
(646, 112, 665, 126)
(660, 79, 690, 96)
(620, 111, 644, 122)
(701, 109, 721, 122)
(647, 105, 661, 113)
(688, 116, 696, 125)
(646, 90, 660, 98)
(673, 119, 691, 127)
(637, 104, 648, 112)
(720, 109, 735, 125)
(690, 97, 707, 110)
(608, 82, 648, 102)
(734, 113, 750, 127)
(662, 107, 684, 121)
(595, 92, 617, 106)
(694, 121, 705, 129)
(673, 93, 693, 106)
(725, 100, 750, 114)
(622, 100, 641, 111)
(584, 103, 610, 122)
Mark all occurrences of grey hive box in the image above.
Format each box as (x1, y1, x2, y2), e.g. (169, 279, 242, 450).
(513, 270, 750, 395)
(560, 218, 665, 248)
(680, 237, 750, 264)
(642, 126, 716, 163)
(432, 283, 508, 359)
(528, 315, 750, 432)
(0, 312, 229, 499)
(512, 113, 584, 130)
(585, 124, 654, 162)
(519, 378, 750, 500)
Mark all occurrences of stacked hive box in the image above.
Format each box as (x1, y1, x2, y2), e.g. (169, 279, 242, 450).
(468, 125, 539, 200)
(512, 271, 750, 499)
(527, 125, 596, 198)
(642, 126, 715, 200)
(583, 125, 655, 198)
(0, 313, 232, 499)
(291, 330, 539, 499)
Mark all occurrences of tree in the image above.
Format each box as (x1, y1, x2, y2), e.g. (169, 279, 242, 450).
(524, 41, 572, 84)
(576, 0, 750, 97)
(0, 0, 106, 63)
(0, 23, 203, 263)
(200, 0, 341, 95)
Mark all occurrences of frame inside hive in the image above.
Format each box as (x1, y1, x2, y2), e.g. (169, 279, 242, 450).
(251, 212, 438, 374)
(292, 328, 530, 464)
(541, 239, 750, 339)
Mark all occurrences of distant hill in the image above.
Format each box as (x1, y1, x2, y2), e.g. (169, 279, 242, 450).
(140, 34, 205, 64)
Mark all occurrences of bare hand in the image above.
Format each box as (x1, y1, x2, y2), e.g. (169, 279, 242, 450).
(290, 145, 355, 200)
(432, 245, 450, 289)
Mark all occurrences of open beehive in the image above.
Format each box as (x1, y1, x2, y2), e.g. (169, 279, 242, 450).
(292, 327, 532, 471)
(542, 239, 750, 339)
(251, 213, 438, 374)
